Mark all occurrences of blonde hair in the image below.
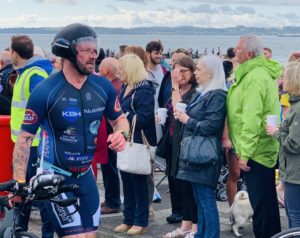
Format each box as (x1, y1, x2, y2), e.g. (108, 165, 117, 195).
(119, 53, 147, 86)
(284, 61, 300, 96)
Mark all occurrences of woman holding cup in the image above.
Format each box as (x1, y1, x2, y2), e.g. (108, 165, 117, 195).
(266, 61, 300, 230)
(175, 55, 227, 238)
(162, 56, 198, 238)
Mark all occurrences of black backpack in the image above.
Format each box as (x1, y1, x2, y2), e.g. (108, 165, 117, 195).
(0, 64, 16, 115)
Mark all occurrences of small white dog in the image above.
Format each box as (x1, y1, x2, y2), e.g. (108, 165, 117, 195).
(230, 191, 253, 237)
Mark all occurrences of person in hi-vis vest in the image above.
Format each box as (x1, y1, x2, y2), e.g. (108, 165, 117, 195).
(10, 35, 53, 237)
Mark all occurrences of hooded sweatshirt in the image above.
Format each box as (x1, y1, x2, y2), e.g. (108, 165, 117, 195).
(16, 56, 53, 93)
(227, 55, 282, 168)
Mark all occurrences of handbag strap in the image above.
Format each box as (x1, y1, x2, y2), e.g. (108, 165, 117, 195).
(192, 122, 202, 137)
(129, 93, 150, 147)
(131, 91, 136, 113)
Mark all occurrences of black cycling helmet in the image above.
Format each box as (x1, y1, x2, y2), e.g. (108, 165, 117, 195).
(52, 23, 97, 59)
(51, 23, 98, 75)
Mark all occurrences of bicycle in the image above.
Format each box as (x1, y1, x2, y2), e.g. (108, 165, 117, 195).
(0, 174, 79, 238)
(272, 228, 300, 238)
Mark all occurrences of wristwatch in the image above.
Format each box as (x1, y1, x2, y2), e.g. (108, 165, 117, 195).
(172, 87, 179, 91)
(121, 130, 130, 140)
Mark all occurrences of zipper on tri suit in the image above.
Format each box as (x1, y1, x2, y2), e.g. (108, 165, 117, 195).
(80, 90, 87, 154)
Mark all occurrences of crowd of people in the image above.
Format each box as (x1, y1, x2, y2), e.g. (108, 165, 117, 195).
(98, 47, 221, 61)
(1, 23, 300, 238)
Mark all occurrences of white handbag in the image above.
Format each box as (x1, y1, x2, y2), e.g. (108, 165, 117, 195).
(117, 115, 154, 175)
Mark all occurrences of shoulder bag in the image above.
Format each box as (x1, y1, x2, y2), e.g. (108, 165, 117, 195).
(179, 123, 220, 166)
(117, 115, 154, 175)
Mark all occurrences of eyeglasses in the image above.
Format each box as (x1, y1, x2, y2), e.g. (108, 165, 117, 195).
(78, 48, 98, 55)
(180, 69, 190, 74)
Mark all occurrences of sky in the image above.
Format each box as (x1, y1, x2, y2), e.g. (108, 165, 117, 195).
(1, 0, 300, 28)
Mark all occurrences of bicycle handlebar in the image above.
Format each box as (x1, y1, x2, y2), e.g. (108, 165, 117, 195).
(31, 174, 65, 191)
(0, 179, 18, 192)
(0, 174, 79, 208)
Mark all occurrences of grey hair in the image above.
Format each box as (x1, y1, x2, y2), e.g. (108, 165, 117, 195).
(0, 50, 12, 66)
(240, 35, 263, 57)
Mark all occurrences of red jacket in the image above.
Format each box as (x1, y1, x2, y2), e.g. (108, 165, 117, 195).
(92, 117, 108, 177)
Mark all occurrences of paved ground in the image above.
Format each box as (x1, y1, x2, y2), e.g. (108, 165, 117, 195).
(1, 170, 288, 238)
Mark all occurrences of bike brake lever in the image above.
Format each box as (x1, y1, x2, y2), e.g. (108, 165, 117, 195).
(51, 197, 78, 207)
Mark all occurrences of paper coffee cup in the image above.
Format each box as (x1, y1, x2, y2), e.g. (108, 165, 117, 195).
(176, 102, 187, 112)
(157, 108, 168, 124)
(266, 115, 278, 126)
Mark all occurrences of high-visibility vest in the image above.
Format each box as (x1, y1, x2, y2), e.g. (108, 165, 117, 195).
(10, 66, 48, 146)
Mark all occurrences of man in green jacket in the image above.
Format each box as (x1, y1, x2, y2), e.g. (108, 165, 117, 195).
(227, 35, 281, 238)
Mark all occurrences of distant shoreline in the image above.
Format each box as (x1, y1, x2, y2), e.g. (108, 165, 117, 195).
(1, 25, 300, 35)
(0, 33, 299, 38)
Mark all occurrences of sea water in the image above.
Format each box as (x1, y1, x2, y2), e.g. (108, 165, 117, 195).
(1, 34, 299, 65)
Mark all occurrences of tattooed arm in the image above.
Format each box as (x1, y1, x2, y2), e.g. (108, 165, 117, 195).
(12, 130, 35, 182)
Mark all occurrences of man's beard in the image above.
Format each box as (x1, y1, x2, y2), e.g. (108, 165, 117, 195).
(150, 57, 160, 66)
(76, 61, 94, 75)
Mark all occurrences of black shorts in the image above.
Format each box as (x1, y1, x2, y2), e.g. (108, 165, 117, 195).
(45, 169, 100, 236)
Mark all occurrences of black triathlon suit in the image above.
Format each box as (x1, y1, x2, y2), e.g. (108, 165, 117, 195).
(21, 71, 122, 236)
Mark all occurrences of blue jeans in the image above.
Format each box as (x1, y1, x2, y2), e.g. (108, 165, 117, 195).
(120, 171, 149, 227)
(284, 182, 300, 229)
(192, 183, 220, 238)
(101, 149, 121, 209)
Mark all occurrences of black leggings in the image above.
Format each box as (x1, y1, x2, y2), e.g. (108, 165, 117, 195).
(181, 179, 198, 224)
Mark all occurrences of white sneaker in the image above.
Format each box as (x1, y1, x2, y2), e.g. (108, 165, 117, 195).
(184, 232, 196, 238)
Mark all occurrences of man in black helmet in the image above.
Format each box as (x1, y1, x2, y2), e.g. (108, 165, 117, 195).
(11, 23, 130, 238)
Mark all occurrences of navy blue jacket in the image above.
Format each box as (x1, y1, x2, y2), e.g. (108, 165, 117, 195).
(0, 63, 14, 97)
(120, 80, 157, 146)
(158, 71, 172, 108)
(177, 89, 227, 188)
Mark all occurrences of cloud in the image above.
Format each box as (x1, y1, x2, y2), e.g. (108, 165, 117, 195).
(34, 0, 78, 4)
(186, 4, 255, 15)
(0, 11, 290, 28)
(218, 6, 235, 14)
(114, 0, 150, 3)
(176, 0, 300, 5)
(0, 3, 298, 29)
(279, 12, 299, 19)
(187, 4, 218, 14)
(106, 4, 120, 12)
(0, 14, 57, 28)
(236, 6, 256, 14)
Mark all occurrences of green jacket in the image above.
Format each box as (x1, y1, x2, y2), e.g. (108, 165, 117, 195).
(227, 56, 282, 168)
(274, 95, 300, 185)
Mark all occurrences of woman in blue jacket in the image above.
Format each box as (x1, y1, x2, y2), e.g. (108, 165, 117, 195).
(175, 55, 227, 238)
(114, 54, 156, 236)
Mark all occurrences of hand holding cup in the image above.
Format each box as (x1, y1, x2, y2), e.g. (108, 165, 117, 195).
(266, 115, 279, 136)
(157, 108, 168, 125)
